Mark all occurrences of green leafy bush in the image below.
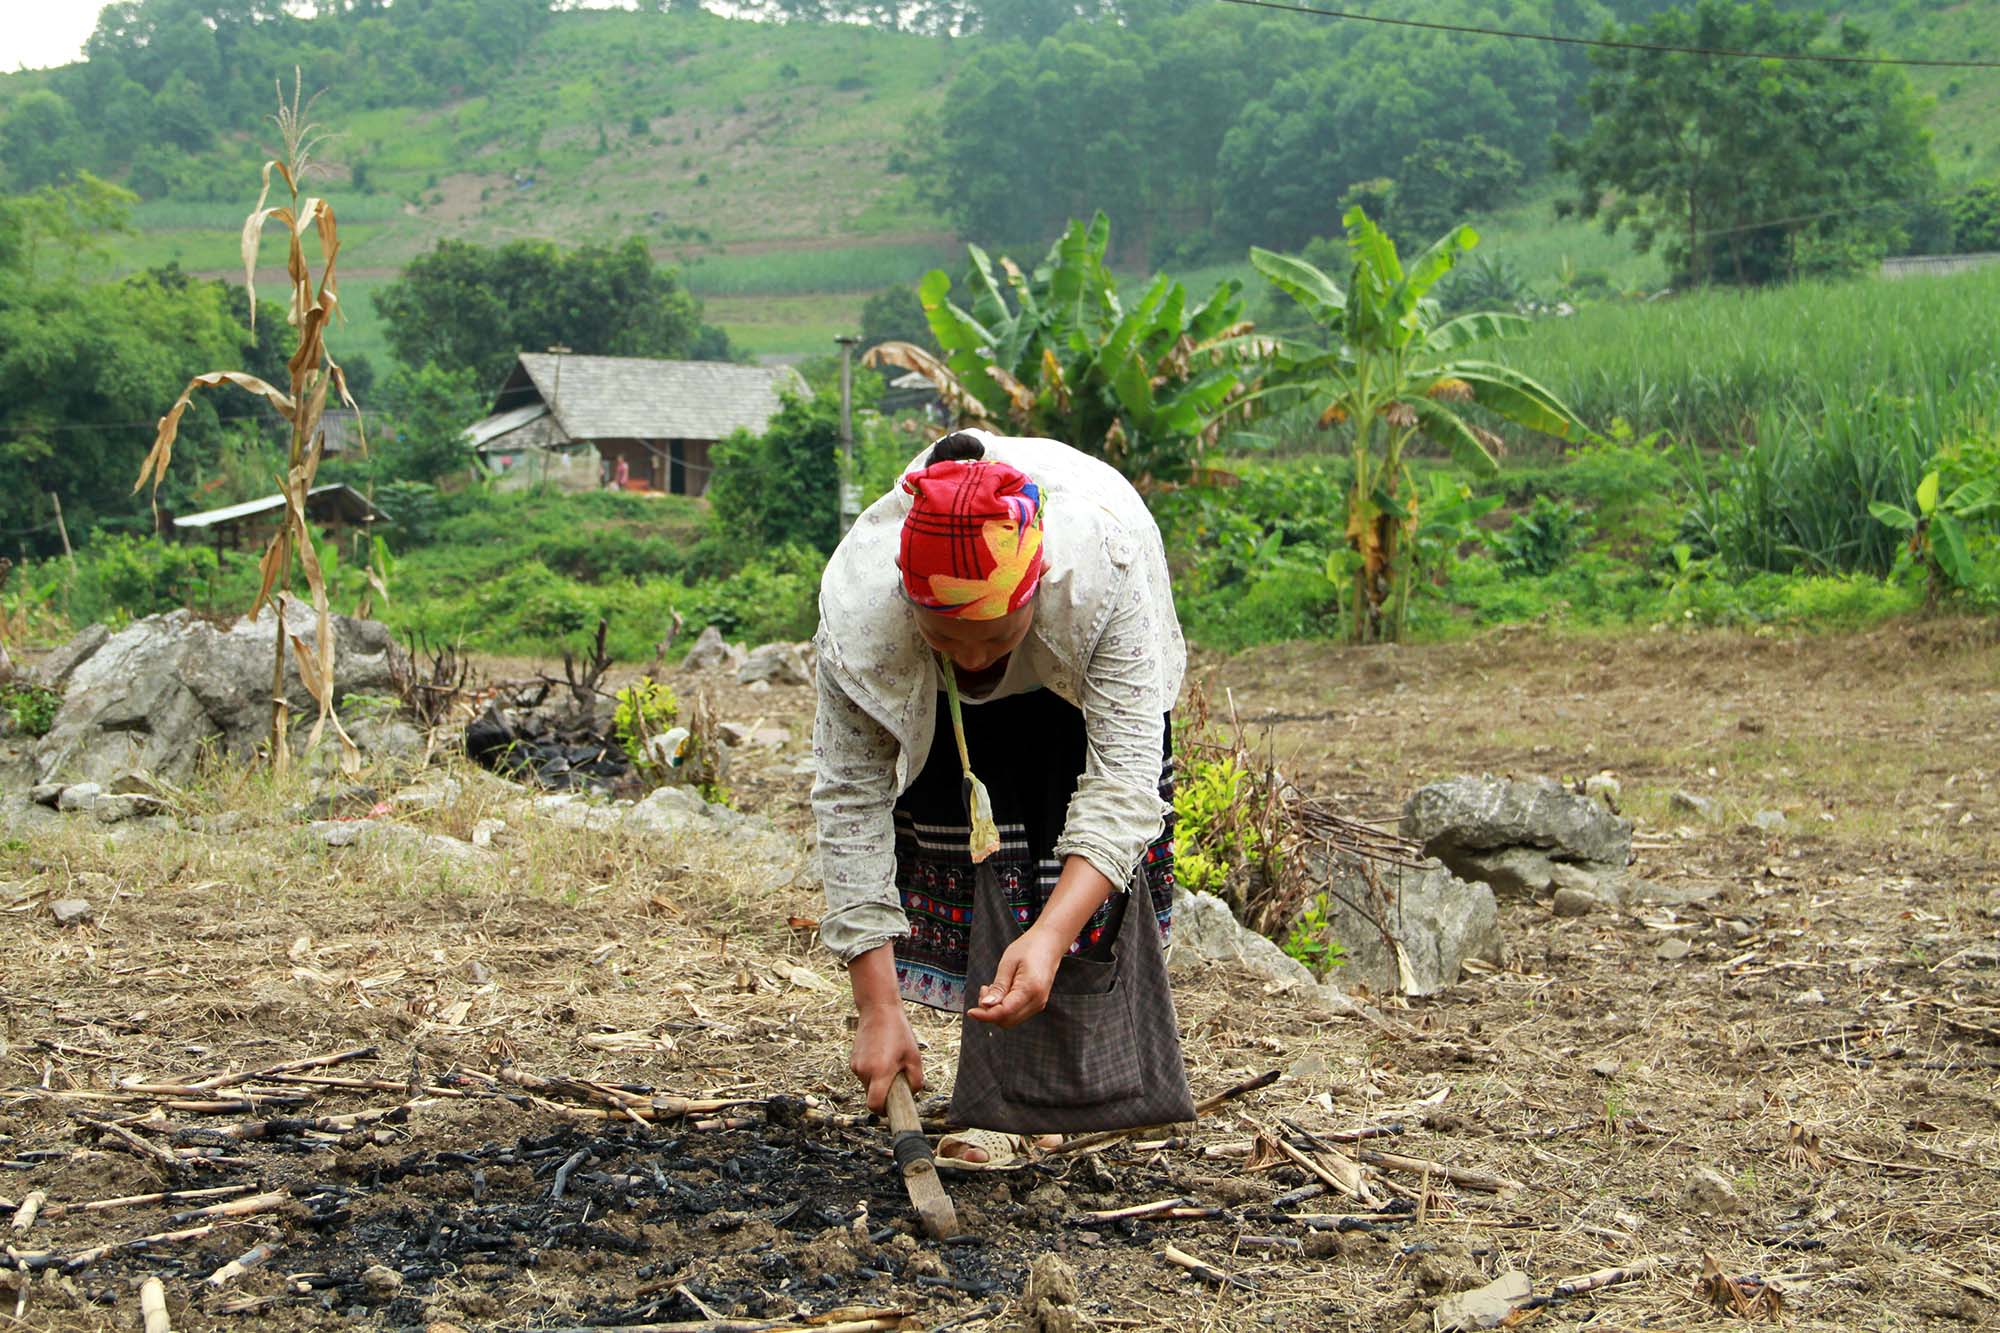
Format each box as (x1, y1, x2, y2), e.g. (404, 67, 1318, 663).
(1, 681, 61, 737)
(614, 676, 680, 768)
(706, 393, 841, 555)
(1496, 495, 1591, 578)
(1283, 894, 1348, 978)
(1172, 752, 1254, 899)
(69, 534, 230, 624)
(678, 545, 824, 645)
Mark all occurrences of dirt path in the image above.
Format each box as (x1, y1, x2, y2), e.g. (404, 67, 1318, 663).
(3, 623, 1995, 1330)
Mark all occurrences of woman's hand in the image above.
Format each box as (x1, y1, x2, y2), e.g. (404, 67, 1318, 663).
(846, 943, 922, 1114)
(967, 926, 1066, 1028)
(850, 1005, 924, 1115)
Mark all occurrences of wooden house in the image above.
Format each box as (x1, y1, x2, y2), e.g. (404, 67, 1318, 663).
(466, 353, 807, 496)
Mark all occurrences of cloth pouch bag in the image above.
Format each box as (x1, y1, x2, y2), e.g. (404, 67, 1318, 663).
(948, 863, 1195, 1134)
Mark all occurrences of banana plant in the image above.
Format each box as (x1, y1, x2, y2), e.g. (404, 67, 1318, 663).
(864, 212, 1253, 485)
(1244, 206, 1584, 642)
(1870, 467, 1999, 605)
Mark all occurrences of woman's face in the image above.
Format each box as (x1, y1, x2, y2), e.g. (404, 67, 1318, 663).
(913, 602, 1034, 673)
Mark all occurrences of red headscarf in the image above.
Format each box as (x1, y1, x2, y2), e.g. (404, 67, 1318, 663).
(897, 459, 1045, 619)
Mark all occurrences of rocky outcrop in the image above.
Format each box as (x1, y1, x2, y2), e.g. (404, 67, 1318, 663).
(681, 625, 748, 673)
(1168, 887, 1316, 988)
(737, 642, 812, 688)
(1401, 774, 1633, 906)
(1305, 850, 1501, 997)
(35, 608, 402, 785)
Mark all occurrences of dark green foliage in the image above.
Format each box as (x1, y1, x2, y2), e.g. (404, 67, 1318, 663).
(0, 680, 61, 737)
(1393, 136, 1526, 243)
(858, 284, 936, 357)
(0, 91, 90, 190)
(372, 236, 732, 387)
(66, 532, 232, 623)
(348, 363, 486, 487)
(1496, 495, 1591, 578)
(1946, 180, 2000, 253)
(36, 0, 552, 185)
(706, 392, 841, 555)
(925, 3, 1586, 260)
(0, 179, 248, 553)
(1554, 0, 1937, 285)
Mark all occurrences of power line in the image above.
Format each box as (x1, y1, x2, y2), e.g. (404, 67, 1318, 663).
(1218, 0, 2000, 69)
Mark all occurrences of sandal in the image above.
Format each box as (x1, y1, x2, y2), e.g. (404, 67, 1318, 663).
(934, 1128, 1035, 1172)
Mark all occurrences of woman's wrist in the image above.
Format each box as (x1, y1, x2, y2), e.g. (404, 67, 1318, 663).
(847, 943, 905, 1017)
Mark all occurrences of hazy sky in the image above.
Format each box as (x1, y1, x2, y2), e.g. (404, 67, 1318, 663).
(0, 2, 678, 75)
(1, 0, 113, 74)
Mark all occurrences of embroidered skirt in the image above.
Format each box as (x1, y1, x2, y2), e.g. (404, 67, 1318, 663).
(892, 686, 1176, 1012)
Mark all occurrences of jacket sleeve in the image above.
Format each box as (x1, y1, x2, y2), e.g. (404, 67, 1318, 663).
(810, 658, 910, 964)
(1052, 563, 1174, 888)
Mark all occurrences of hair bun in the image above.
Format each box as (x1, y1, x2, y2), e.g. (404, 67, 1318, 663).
(927, 432, 986, 465)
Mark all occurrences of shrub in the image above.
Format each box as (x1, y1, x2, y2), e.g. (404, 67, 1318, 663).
(613, 675, 679, 769)
(1172, 752, 1254, 899)
(1, 681, 60, 737)
(678, 545, 823, 645)
(1283, 894, 1348, 978)
(706, 393, 841, 555)
(69, 534, 226, 624)
(1496, 495, 1591, 578)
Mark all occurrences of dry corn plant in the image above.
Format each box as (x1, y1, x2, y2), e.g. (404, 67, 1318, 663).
(134, 71, 361, 775)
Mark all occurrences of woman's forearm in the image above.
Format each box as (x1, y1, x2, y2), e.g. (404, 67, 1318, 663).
(847, 942, 904, 1016)
(1024, 855, 1116, 950)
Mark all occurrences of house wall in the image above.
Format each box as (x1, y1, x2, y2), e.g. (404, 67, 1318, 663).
(489, 445, 602, 494)
(592, 438, 717, 496)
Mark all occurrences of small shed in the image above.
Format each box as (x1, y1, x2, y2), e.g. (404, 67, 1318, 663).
(466, 353, 808, 496)
(171, 484, 387, 554)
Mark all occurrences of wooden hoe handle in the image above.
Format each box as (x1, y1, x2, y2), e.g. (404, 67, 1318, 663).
(886, 1073, 961, 1240)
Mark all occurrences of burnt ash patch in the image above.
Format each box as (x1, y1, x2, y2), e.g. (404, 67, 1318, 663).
(51, 1112, 1089, 1328)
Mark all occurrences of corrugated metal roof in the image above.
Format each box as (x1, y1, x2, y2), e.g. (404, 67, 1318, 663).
(465, 402, 555, 450)
(514, 353, 807, 442)
(173, 483, 386, 530)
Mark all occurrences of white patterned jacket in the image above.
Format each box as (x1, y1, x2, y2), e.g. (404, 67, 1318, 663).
(810, 431, 1187, 964)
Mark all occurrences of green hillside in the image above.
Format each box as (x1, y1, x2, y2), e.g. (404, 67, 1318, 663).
(55, 10, 967, 366)
(3, 1, 1994, 368)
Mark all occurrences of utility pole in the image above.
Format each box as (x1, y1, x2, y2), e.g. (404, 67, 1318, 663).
(835, 334, 860, 535)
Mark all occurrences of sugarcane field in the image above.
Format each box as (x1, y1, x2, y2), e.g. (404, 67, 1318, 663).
(4, 622, 1996, 1332)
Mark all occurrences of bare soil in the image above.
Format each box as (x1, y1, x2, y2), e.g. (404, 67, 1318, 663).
(4, 622, 1997, 1332)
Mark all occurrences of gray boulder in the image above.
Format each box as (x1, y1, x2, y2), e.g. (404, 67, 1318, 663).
(348, 714, 424, 760)
(682, 625, 747, 673)
(1402, 775, 1632, 902)
(1168, 887, 1315, 988)
(57, 782, 105, 814)
(1307, 850, 1500, 997)
(33, 623, 111, 691)
(1670, 790, 1721, 821)
(737, 642, 811, 687)
(34, 607, 401, 784)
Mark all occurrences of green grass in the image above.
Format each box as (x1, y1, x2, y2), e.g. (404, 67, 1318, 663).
(703, 293, 867, 360)
(1497, 264, 2000, 449)
(1461, 187, 1669, 295)
(677, 242, 959, 297)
